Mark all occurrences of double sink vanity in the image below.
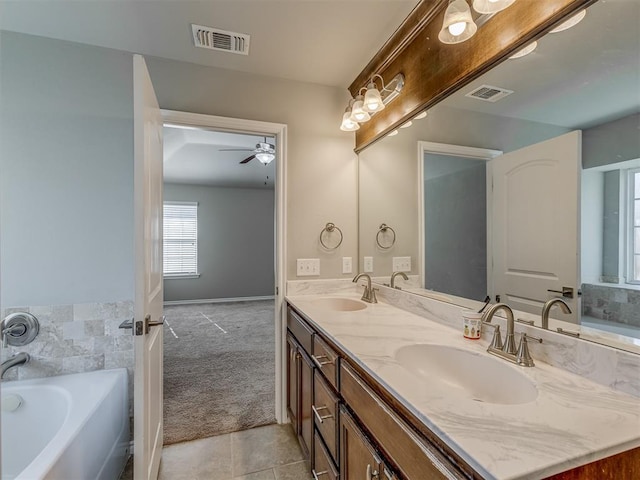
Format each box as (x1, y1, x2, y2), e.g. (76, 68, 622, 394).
(285, 283, 640, 480)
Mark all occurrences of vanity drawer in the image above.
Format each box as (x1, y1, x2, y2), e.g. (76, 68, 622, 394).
(313, 370, 339, 464)
(313, 431, 339, 480)
(287, 307, 314, 354)
(312, 334, 339, 389)
(340, 362, 465, 480)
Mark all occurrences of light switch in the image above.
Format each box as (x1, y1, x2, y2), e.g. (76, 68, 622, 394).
(342, 257, 353, 274)
(297, 258, 320, 276)
(392, 256, 411, 272)
(364, 256, 373, 273)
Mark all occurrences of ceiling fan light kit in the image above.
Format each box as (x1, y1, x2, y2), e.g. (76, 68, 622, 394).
(220, 137, 276, 164)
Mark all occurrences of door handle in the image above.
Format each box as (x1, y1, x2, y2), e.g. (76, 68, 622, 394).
(547, 286, 574, 298)
(144, 314, 165, 334)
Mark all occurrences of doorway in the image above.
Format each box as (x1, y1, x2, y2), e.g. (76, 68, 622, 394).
(160, 110, 287, 444)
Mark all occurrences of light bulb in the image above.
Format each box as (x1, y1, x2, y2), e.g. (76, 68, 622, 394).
(448, 21, 467, 36)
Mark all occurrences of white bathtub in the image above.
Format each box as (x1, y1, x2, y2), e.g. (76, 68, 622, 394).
(1, 368, 130, 480)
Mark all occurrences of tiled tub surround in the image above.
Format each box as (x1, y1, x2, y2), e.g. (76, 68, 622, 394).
(0, 301, 134, 383)
(285, 291, 640, 479)
(582, 283, 640, 327)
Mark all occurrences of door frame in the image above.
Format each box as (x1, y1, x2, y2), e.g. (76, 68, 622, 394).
(417, 141, 502, 297)
(160, 109, 288, 423)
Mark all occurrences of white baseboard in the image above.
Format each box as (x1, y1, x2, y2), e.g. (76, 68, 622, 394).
(164, 295, 275, 306)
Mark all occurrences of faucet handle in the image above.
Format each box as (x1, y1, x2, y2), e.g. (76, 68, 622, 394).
(482, 322, 503, 350)
(516, 333, 542, 367)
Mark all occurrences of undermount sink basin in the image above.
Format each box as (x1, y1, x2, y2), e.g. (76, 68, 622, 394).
(394, 344, 538, 405)
(308, 297, 368, 312)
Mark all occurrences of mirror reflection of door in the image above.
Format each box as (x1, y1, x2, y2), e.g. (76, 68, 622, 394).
(491, 131, 581, 323)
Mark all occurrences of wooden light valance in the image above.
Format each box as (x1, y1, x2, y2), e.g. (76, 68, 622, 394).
(349, 0, 598, 153)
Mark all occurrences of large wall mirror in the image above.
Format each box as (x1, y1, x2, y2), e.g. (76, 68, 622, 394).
(358, 0, 640, 353)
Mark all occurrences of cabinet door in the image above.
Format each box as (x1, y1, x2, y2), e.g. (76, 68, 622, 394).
(340, 407, 384, 480)
(299, 348, 314, 460)
(286, 333, 299, 434)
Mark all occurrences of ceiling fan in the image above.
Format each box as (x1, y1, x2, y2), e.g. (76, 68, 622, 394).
(219, 137, 276, 165)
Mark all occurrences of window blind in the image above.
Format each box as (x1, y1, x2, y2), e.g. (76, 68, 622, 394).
(163, 202, 198, 275)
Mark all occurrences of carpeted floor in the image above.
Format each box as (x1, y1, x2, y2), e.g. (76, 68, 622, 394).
(162, 300, 276, 445)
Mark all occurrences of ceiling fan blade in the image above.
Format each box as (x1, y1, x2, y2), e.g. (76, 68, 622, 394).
(219, 148, 254, 152)
(240, 155, 255, 164)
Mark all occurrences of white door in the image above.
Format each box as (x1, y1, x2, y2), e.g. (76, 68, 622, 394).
(491, 131, 580, 322)
(133, 54, 164, 480)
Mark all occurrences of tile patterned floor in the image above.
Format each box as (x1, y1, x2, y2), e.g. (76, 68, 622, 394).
(121, 423, 313, 480)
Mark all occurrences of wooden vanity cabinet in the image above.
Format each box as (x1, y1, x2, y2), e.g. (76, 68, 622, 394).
(340, 406, 396, 480)
(286, 308, 316, 461)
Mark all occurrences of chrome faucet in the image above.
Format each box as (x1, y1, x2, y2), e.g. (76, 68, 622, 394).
(480, 303, 542, 367)
(541, 298, 572, 329)
(352, 273, 378, 303)
(1, 352, 30, 379)
(390, 271, 408, 289)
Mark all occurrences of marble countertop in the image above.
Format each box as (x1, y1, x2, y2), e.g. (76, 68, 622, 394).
(285, 293, 640, 480)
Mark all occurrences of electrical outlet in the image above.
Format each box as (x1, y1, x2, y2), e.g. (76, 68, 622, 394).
(297, 258, 320, 276)
(342, 257, 353, 274)
(392, 256, 411, 272)
(364, 256, 374, 273)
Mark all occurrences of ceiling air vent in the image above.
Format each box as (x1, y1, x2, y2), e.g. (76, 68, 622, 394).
(191, 24, 250, 55)
(465, 85, 513, 103)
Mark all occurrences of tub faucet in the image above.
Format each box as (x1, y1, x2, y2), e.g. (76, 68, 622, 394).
(541, 298, 572, 329)
(352, 273, 378, 303)
(1, 352, 30, 379)
(390, 271, 408, 289)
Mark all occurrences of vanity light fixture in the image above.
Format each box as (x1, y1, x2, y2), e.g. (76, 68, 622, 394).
(255, 152, 275, 165)
(340, 100, 360, 132)
(399, 121, 413, 129)
(350, 93, 371, 122)
(414, 111, 428, 120)
(550, 9, 586, 33)
(340, 73, 405, 132)
(509, 41, 537, 59)
(438, 0, 478, 44)
(387, 130, 399, 137)
(472, 0, 516, 14)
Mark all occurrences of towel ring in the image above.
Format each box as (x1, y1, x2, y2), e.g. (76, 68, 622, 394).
(376, 223, 396, 249)
(320, 222, 343, 250)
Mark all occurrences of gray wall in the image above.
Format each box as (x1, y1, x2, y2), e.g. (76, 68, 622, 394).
(163, 183, 275, 302)
(144, 56, 357, 281)
(583, 113, 640, 169)
(1, 31, 134, 307)
(424, 160, 487, 300)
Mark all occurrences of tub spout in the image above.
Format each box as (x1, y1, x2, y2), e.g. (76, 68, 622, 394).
(1, 352, 30, 379)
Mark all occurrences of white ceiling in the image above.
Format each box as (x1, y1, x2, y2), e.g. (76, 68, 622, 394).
(163, 127, 276, 188)
(0, 0, 418, 88)
(441, 0, 640, 129)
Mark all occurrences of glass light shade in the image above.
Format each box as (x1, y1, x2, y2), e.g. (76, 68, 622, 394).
(363, 82, 385, 113)
(399, 121, 413, 129)
(509, 41, 537, 59)
(340, 111, 360, 132)
(349, 95, 371, 123)
(438, 0, 477, 44)
(387, 130, 399, 137)
(550, 9, 586, 33)
(472, 0, 516, 14)
(414, 111, 428, 120)
(255, 152, 275, 165)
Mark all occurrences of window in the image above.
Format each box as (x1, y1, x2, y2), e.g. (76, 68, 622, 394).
(163, 202, 198, 277)
(629, 168, 640, 283)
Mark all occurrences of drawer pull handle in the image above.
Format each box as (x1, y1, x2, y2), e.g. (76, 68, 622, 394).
(312, 469, 328, 480)
(312, 405, 334, 424)
(366, 464, 379, 480)
(312, 354, 333, 369)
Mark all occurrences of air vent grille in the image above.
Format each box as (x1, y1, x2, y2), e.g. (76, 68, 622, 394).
(191, 24, 250, 55)
(465, 85, 514, 102)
